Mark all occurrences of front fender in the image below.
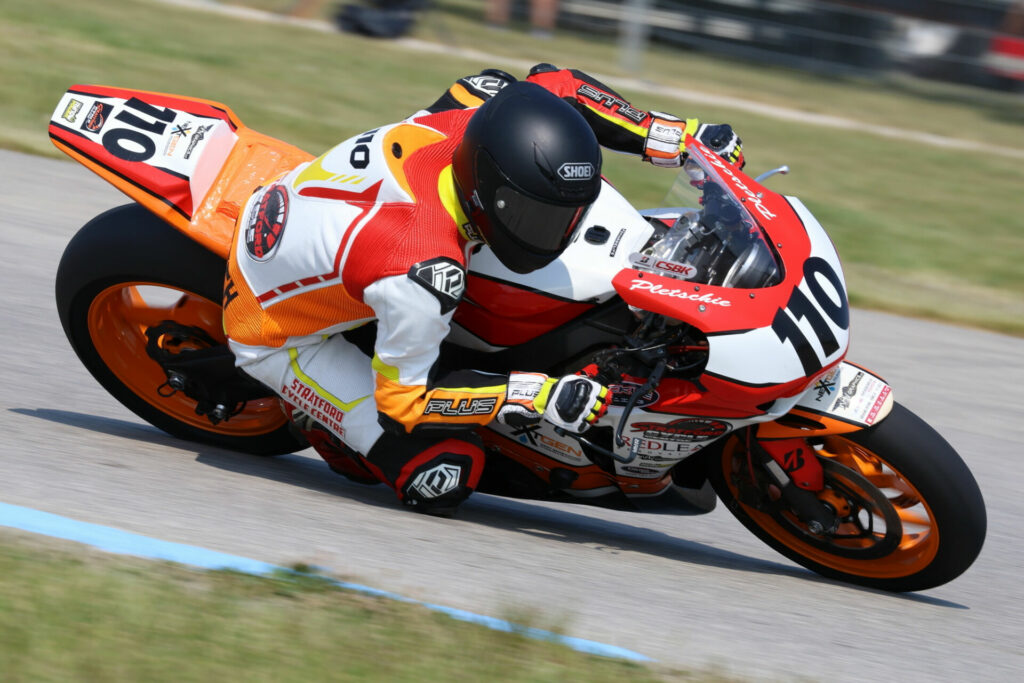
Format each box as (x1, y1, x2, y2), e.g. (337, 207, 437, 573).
(756, 361, 894, 439)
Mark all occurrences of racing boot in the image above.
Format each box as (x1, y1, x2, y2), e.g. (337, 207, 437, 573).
(365, 432, 486, 517)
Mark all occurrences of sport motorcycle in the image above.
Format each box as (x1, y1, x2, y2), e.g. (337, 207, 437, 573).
(49, 85, 986, 592)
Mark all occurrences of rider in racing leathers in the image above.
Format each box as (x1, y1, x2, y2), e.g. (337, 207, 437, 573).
(222, 64, 745, 514)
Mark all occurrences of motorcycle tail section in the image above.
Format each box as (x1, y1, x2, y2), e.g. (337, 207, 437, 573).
(49, 85, 313, 258)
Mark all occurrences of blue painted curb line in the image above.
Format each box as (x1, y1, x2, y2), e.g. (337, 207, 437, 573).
(0, 501, 652, 663)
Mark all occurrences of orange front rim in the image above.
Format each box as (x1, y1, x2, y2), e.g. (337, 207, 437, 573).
(722, 435, 940, 579)
(87, 282, 286, 436)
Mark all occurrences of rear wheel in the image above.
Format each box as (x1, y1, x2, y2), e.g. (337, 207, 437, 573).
(55, 204, 301, 455)
(708, 403, 986, 591)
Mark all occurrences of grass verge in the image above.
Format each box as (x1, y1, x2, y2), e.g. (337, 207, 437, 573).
(2, 0, 1022, 335)
(0, 529, 715, 681)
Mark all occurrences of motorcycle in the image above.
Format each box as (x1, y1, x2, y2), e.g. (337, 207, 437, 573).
(49, 85, 986, 592)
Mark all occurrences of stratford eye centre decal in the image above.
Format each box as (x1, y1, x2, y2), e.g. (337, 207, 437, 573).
(630, 417, 730, 443)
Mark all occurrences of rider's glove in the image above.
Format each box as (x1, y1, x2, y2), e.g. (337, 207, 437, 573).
(696, 122, 744, 169)
(497, 371, 611, 433)
(644, 115, 744, 169)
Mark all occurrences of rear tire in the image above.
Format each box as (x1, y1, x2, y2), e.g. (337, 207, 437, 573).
(55, 204, 302, 456)
(709, 403, 986, 591)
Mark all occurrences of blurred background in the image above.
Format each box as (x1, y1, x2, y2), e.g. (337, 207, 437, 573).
(3, 0, 1023, 334)
(321, 0, 1024, 90)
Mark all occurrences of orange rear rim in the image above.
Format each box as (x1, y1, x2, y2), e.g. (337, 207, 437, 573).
(87, 282, 286, 436)
(722, 435, 940, 579)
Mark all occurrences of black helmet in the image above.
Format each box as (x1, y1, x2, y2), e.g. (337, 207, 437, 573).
(453, 81, 602, 273)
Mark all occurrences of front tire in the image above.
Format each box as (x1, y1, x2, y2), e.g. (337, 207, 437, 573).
(708, 403, 986, 591)
(55, 204, 302, 456)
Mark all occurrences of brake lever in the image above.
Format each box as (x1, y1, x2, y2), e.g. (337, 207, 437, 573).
(614, 358, 666, 449)
(553, 357, 668, 465)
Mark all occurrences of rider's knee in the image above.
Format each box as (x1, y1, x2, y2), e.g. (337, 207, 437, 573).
(366, 432, 485, 514)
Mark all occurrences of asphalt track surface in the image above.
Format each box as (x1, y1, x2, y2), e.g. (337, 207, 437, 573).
(2, 150, 1023, 681)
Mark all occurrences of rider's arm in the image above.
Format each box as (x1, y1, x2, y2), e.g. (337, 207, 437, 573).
(525, 63, 672, 156)
(363, 270, 510, 437)
(525, 63, 743, 168)
(421, 68, 519, 114)
(363, 269, 610, 437)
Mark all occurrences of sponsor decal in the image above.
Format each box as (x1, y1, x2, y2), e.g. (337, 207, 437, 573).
(780, 447, 806, 473)
(619, 465, 663, 477)
(423, 397, 497, 417)
(629, 279, 731, 307)
(61, 99, 83, 123)
(834, 371, 864, 411)
(629, 252, 697, 279)
(461, 220, 483, 242)
(812, 369, 839, 402)
(558, 162, 595, 181)
(183, 123, 213, 159)
(163, 121, 194, 157)
(608, 228, 626, 257)
(506, 373, 546, 402)
(866, 385, 891, 425)
(577, 83, 647, 123)
(409, 463, 463, 499)
(703, 152, 777, 222)
(621, 435, 700, 458)
(80, 101, 112, 133)
(245, 185, 289, 262)
(464, 75, 509, 96)
(509, 424, 585, 460)
(630, 417, 729, 443)
(608, 381, 659, 407)
(409, 257, 466, 314)
(636, 452, 685, 463)
(281, 378, 346, 437)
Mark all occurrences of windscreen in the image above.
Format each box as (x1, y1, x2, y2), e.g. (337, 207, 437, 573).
(631, 150, 783, 289)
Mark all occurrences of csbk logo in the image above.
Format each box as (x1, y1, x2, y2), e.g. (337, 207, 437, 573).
(558, 162, 595, 181)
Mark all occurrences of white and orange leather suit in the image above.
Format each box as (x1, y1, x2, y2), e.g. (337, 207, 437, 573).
(223, 65, 706, 481)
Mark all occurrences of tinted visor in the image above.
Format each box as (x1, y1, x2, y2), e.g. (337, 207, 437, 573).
(493, 184, 586, 254)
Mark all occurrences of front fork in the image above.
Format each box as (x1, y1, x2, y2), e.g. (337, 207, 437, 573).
(738, 360, 897, 533)
(743, 431, 838, 535)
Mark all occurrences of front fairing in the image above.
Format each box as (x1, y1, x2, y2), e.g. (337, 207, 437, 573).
(614, 138, 851, 388)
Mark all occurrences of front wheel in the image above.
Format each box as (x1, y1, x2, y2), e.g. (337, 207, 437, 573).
(55, 204, 302, 456)
(708, 403, 986, 591)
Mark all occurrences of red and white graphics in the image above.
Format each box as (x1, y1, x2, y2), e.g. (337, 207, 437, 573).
(49, 86, 238, 224)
